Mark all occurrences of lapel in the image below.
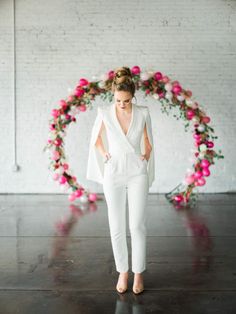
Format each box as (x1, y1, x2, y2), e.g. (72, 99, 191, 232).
(110, 102, 136, 152)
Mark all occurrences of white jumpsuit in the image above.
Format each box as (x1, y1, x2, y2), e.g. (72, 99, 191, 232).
(86, 102, 155, 273)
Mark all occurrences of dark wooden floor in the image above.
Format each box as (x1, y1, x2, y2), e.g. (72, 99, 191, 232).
(0, 193, 235, 314)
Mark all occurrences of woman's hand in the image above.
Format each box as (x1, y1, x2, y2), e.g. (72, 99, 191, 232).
(140, 154, 149, 161)
(103, 151, 112, 162)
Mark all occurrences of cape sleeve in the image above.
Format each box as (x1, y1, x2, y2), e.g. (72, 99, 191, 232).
(86, 106, 108, 185)
(140, 106, 155, 188)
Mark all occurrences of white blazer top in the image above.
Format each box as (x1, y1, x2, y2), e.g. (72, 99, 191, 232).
(86, 102, 155, 188)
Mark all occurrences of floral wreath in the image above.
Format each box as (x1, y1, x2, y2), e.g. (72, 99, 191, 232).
(43, 65, 224, 207)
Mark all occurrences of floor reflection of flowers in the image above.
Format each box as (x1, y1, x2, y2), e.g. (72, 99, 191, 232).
(48, 202, 98, 284)
(174, 204, 214, 274)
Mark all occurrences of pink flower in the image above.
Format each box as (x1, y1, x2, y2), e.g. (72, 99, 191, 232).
(88, 193, 98, 202)
(206, 141, 214, 148)
(185, 174, 195, 185)
(59, 100, 67, 109)
(79, 78, 89, 86)
(54, 138, 62, 146)
(158, 92, 165, 98)
(154, 72, 163, 81)
(108, 70, 115, 79)
(197, 177, 206, 186)
(202, 168, 210, 177)
(193, 133, 201, 141)
(202, 116, 211, 124)
(194, 171, 203, 179)
(174, 194, 184, 203)
(52, 150, 60, 160)
(67, 95, 74, 102)
(131, 66, 141, 75)
(59, 175, 67, 184)
(186, 109, 195, 120)
(162, 76, 170, 83)
(49, 124, 56, 131)
(51, 109, 60, 118)
(74, 88, 85, 97)
(75, 189, 83, 197)
(78, 104, 87, 112)
(172, 85, 182, 95)
(200, 159, 210, 168)
(53, 173, 60, 180)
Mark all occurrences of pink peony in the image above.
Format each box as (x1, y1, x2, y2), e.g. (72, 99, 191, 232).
(79, 78, 89, 86)
(197, 177, 206, 186)
(59, 175, 67, 184)
(75, 189, 83, 197)
(59, 100, 67, 109)
(202, 168, 210, 177)
(206, 141, 214, 148)
(51, 109, 60, 118)
(200, 159, 210, 168)
(162, 76, 170, 83)
(172, 84, 182, 95)
(67, 95, 74, 102)
(174, 194, 184, 203)
(88, 193, 98, 202)
(194, 171, 203, 179)
(154, 72, 163, 81)
(193, 133, 201, 140)
(202, 116, 211, 124)
(54, 138, 62, 146)
(131, 66, 141, 75)
(108, 70, 115, 79)
(74, 88, 85, 97)
(186, 109, 195, 120)
(185, 174, 195, 185)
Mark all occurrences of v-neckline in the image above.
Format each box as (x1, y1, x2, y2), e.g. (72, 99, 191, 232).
(113, 102, 134, 137)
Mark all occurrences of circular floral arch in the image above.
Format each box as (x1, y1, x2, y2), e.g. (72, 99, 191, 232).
(43, 65, 224, 207)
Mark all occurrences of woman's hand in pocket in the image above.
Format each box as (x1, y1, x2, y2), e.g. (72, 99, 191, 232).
(103, 151, 112, 163)
(140, 154, 149, 161)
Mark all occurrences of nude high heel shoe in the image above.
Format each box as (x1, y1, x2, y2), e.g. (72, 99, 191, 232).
(116, 284, 128, 293)
(116, 273, 128, 293)
(132, 284, 144, 294)
(132, 273, 144, 294)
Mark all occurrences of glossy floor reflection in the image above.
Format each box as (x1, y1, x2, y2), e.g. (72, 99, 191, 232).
(0, 193, 236, 313)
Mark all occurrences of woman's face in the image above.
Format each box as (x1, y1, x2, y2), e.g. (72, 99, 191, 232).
(114, 91, 133, 110)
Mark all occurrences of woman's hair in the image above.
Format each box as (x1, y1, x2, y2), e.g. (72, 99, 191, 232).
(104, 66, 136, 97)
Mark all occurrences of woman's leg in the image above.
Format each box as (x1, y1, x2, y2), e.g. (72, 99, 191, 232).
(103, 181, 128, 273)
(127, 174, 149, 273)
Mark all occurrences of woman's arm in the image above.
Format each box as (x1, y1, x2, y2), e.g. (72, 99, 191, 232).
(143, 122, 152, 161)
(95, 121, 107, 158)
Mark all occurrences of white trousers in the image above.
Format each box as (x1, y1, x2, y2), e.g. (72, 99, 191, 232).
(103, 153, 149, 273)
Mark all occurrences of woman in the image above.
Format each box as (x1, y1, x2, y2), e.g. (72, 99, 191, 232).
(86, 67, 155, 294)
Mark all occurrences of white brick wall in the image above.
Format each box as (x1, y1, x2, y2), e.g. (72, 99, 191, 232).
(0, 0, 235, 194)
